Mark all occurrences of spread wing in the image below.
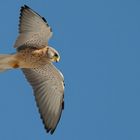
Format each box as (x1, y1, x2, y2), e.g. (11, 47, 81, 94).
(14, 5, 52, 49)
(22, 63, 64, 134)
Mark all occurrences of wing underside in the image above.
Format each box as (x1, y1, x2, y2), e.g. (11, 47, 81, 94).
(14, 5, 52, 49)
(22, 64, 64, 134)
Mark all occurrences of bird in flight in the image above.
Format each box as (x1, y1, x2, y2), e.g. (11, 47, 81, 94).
(0, 5, 64, 134)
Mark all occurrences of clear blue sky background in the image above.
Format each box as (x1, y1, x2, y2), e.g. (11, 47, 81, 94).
(0, 0, 140, 140)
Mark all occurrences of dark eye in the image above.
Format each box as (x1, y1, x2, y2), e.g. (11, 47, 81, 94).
(54, 53, 58, 57)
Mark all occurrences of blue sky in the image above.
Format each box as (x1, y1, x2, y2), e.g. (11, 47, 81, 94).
(0, 0, 140, 140)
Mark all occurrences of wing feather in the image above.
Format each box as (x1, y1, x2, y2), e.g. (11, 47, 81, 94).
(14, 5, 52, 49)
(22, 63, 64, 134)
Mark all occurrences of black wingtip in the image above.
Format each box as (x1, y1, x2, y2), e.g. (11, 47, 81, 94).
(24, 5, 30, 9)
(46, 127, 55, 135)
(42, 17, 47, 22)
(44, 129, 54, 135)
(20, 5, 31, 12)
(46, 128, 51, 133)
(21, 5, 30, 9)
(50, 129, 55, 135)
(42, 17, 50, 28)
(62, 101, 64, 110)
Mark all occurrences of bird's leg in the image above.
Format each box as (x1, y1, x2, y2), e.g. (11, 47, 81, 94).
(32, 47, 48, 57)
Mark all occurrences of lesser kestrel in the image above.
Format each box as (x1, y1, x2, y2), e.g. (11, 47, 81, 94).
(0, 5, 64, 134)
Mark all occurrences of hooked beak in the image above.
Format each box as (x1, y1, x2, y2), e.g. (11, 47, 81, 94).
(53, 56, 60, 62)
(56, 57, 60, 62)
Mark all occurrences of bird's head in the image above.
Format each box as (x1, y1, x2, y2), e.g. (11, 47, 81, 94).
(47, 46, 60, 62)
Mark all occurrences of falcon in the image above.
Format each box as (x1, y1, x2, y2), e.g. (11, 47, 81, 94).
(0, 5, 64, 134)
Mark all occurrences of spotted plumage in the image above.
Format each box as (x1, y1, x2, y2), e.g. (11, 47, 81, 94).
(0, 5, 64, 134)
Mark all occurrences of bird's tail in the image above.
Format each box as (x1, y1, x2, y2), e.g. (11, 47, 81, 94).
(0, 54, 18, 72)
